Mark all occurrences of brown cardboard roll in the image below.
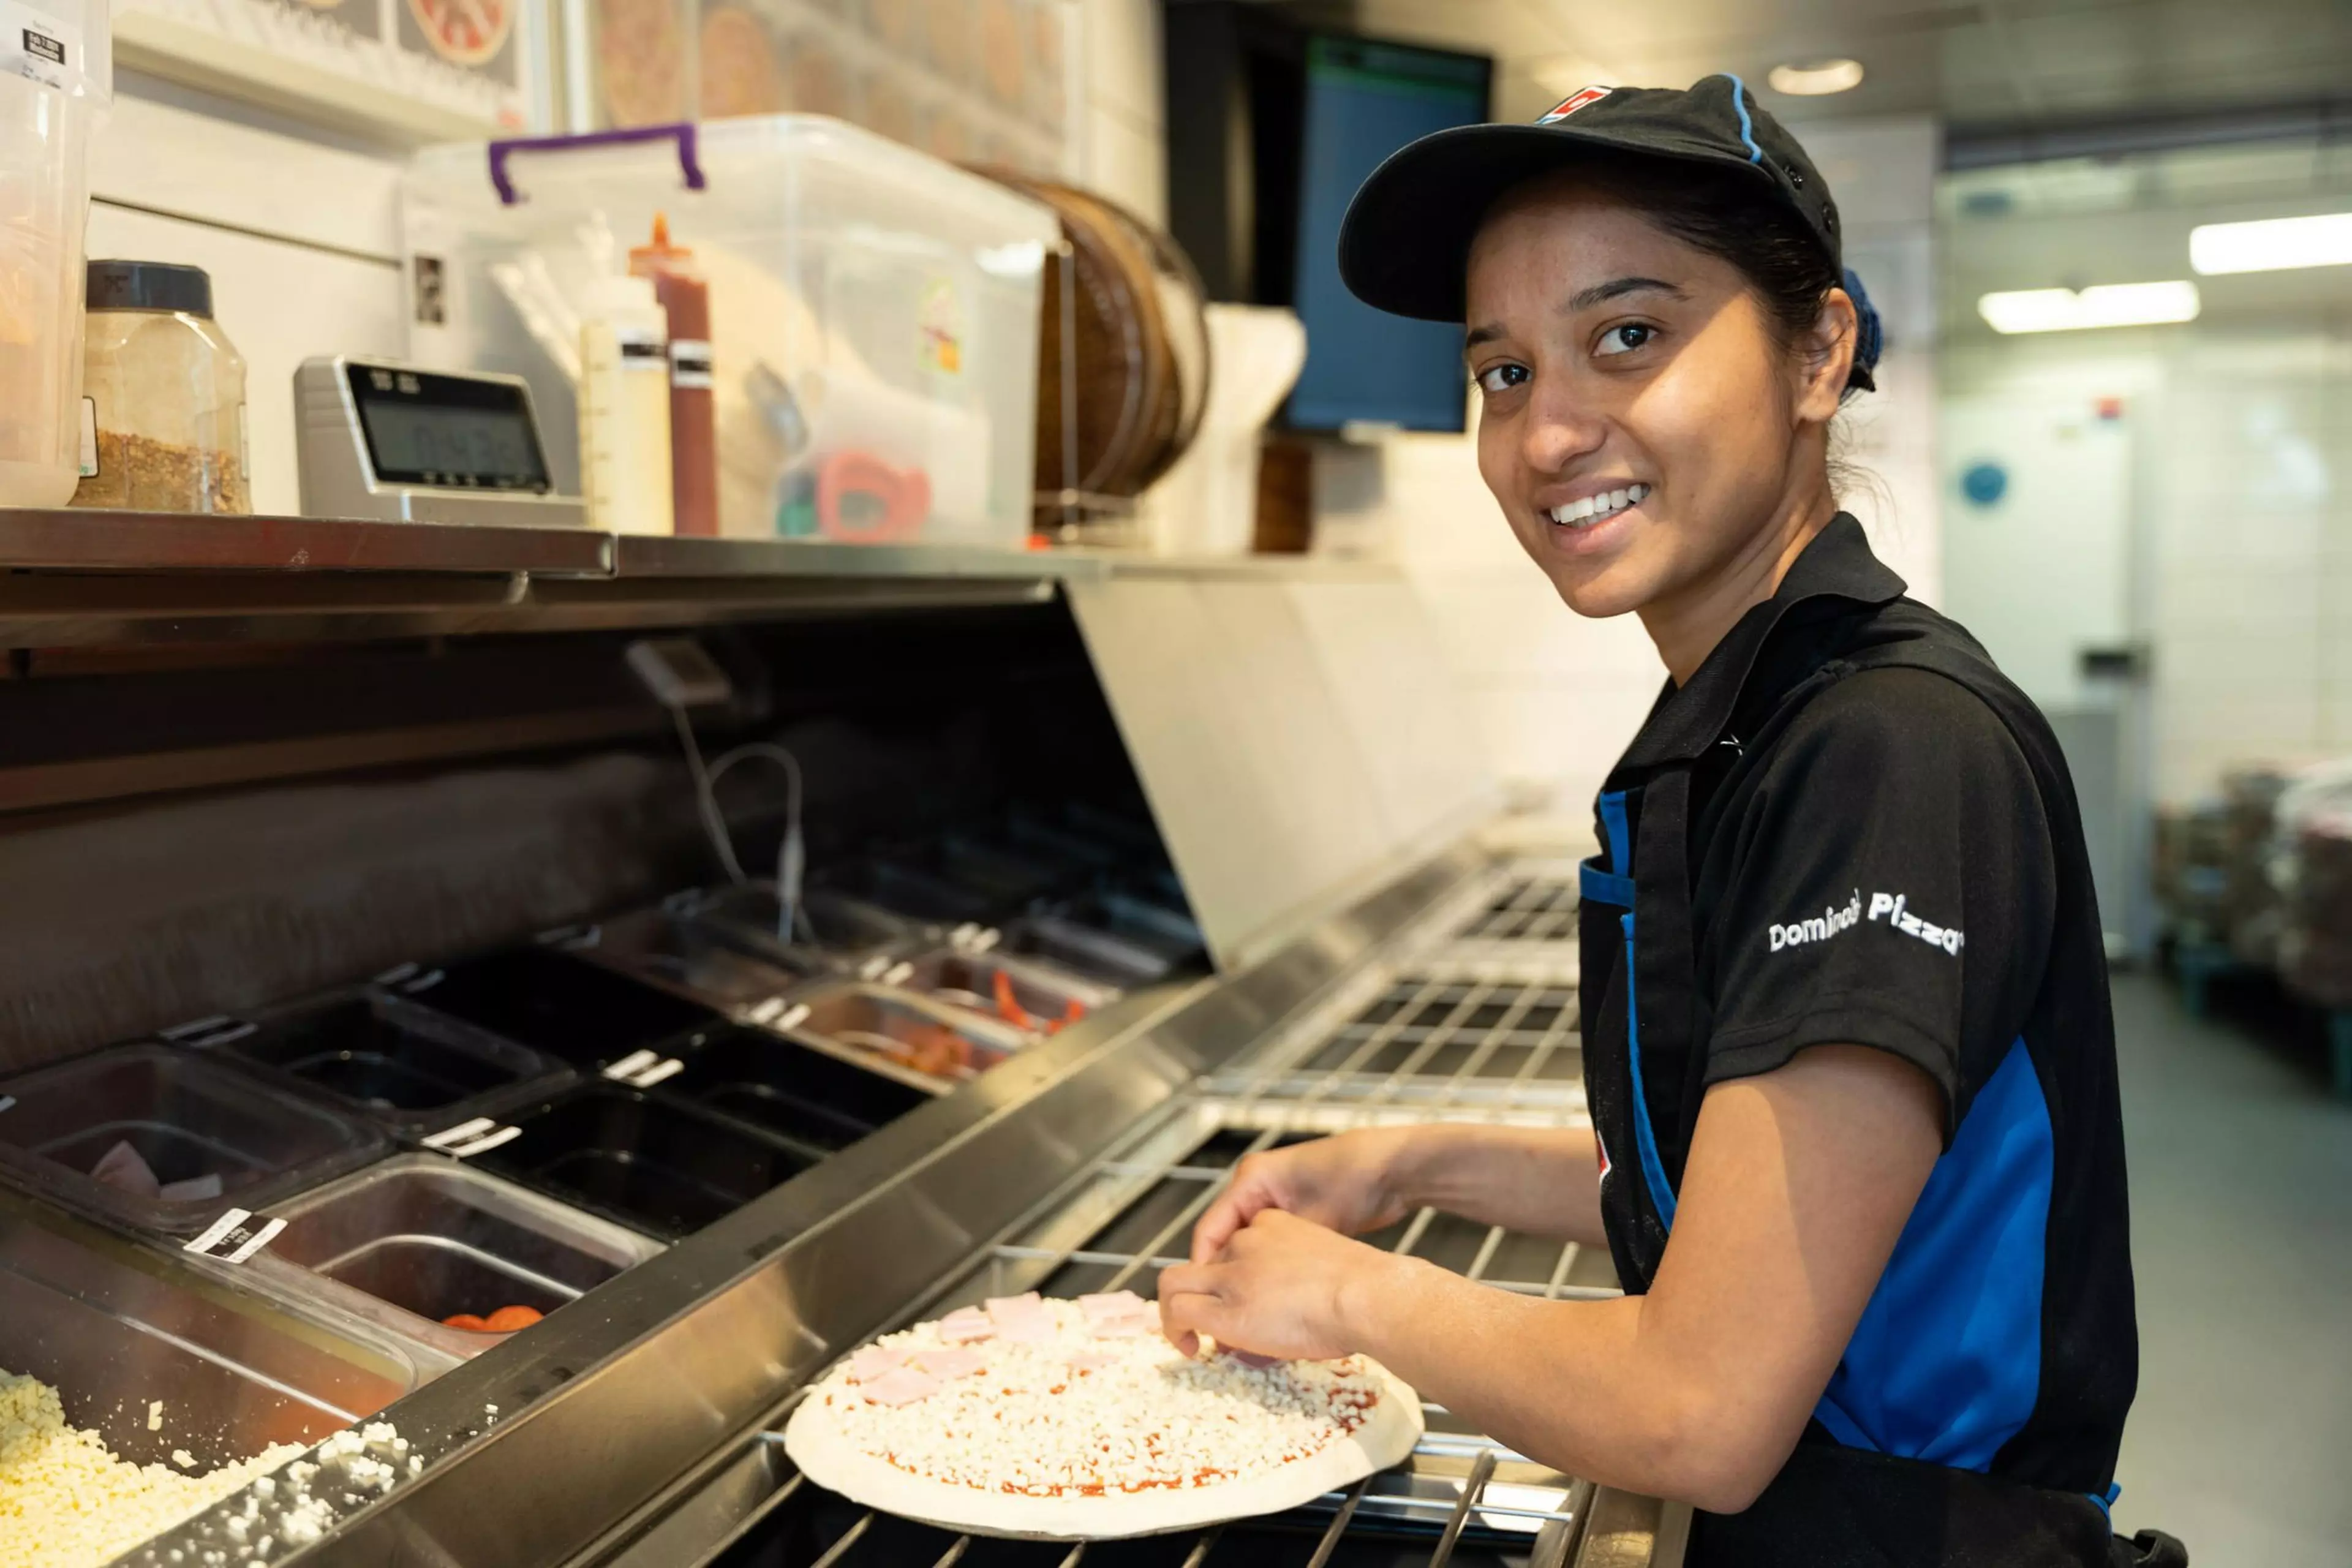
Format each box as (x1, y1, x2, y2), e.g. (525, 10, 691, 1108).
(699, 7, 782, 119)
(980, 172, 1210, 509)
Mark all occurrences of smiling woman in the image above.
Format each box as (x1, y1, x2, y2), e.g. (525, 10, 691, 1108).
(1155, 75, 2185, 1568)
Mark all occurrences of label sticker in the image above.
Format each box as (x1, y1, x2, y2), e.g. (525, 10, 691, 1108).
(882, 961, 914, 987)
(160, 1016, 257, 1049)
(670, 339, 714, 391)
(603, 1051, 685, 1089)
(423, 1117, 521, 1158)
(183, 1208, 286, 1264)
(748, 995, 787, 1025)
(858, 956, 889, 981)
(618, 328, 666, 371)
(2, 2, 81, 91)
(77, 396, 95, 477)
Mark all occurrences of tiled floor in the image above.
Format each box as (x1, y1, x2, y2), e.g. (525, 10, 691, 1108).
(2108, 973, 2352, 1566)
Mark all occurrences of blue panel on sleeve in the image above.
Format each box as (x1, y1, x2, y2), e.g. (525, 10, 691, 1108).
(1814, 1036, 2054, 1470)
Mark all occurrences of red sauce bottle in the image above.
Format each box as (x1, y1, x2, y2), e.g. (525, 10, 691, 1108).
(628, 214, 718, 536)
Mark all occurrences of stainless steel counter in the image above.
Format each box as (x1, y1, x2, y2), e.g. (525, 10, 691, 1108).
(105, 843, 1679, 1568)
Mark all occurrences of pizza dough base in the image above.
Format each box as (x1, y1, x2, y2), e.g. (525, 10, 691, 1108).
(783, 1358, 1423, 1540)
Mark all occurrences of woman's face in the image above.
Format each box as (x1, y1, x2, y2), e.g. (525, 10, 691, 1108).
(1464, 175, 1844, 622)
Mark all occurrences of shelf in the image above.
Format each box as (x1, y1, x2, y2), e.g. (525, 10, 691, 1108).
(0, 512, 1400, 646)
(0, 510, 612, 577)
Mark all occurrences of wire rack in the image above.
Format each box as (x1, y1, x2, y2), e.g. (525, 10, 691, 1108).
(714, 861, 1615, 1567)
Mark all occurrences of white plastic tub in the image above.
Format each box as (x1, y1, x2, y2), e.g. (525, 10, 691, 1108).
(404, 117, 1056, 548)
(0, 0, 111, 507)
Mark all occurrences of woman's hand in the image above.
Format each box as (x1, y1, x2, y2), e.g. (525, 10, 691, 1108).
(1188, 1128, 1422, 1266)
(1158, 1208, 1411, 1359)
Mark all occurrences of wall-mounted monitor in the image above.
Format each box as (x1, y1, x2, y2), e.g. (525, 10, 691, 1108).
(1166, 7, 1493, 435)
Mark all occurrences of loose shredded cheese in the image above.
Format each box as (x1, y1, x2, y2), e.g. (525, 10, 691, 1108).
(0, 1371, 303, 1568)
(813, 1298, 1382, 1497)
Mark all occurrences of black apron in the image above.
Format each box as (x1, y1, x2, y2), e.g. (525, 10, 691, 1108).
(1574, 573, 2186, 1568)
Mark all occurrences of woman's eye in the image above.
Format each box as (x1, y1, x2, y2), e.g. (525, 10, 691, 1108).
(1596, 323, 1656, 356)
(1475, 363, 1530, 394)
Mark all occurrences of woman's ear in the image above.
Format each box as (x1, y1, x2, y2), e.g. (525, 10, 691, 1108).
(1794, 288, 1860, 424)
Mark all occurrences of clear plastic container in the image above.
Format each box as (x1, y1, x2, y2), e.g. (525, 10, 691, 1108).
(70, 260, 250, 513)
(404, 116, 1057, 547)
(876, 946, 1114, 1041)
(390, 944, 729, 1069)
(469, 1082, 816, 1240)
(654, 1025, 930, 1150)
(0, 1188, 447, 1482)
(0, 0, 110, 507)
(0, 1044, 391, 1236)
(244, 1153, 666, 1362)
(190, 990, 574, 1136)
(783, 980, 1023, 1082)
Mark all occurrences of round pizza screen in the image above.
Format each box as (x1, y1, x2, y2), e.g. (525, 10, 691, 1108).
(783, 1291, 1422, 1538)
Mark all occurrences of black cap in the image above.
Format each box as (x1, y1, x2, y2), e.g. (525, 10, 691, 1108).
(1338, 74, 1843, 325)
(86, 260, 214, 318)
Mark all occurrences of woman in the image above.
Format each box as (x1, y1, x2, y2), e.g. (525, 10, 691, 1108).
(1156, 77, 2182, 1568)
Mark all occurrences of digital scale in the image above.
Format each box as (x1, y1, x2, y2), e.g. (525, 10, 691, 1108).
(295, 355, 586, 528)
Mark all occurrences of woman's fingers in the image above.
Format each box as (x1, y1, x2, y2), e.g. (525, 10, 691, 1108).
(1191, 1151, 1290, 1263)
(1156, 1261, 1227, 1355)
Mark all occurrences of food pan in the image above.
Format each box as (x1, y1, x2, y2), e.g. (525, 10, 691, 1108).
(467, 1084, 818, 1241)
(872, 947, 1116, 1041)
(996, 914, 1179, 988)
(246, 1153, 666, 1361)
(783, 982, 1025, 1082)
(198, 991, 571, 1135)
(692, 884, 926, 968)
(0, 1044, 390, 1236)
(820, 856, 1002, 925)
(575, 906, 824, 1012)
(0, 1189, 444, 1481)
(655, 1027, 933, 1150)
(392, 944, 728, 1069)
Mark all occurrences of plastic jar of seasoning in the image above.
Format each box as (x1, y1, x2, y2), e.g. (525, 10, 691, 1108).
(71, 260, 250, 514)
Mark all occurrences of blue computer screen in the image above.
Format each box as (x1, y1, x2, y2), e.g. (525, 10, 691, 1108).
(1286, 37, 1490, 433)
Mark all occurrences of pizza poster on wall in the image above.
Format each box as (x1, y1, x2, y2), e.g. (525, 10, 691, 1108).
(113, 0, 540, 135)
(591, 0, 1077, 180)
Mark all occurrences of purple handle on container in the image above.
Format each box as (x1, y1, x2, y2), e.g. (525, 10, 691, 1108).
(486, 123, 708, 206)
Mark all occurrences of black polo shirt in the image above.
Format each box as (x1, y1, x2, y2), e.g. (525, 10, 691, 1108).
(1588, 516, 2137, 1514)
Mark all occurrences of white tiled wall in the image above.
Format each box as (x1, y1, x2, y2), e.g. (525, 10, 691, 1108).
(1943, 328, 2352, 807)
(1075, 0, 1166, 225)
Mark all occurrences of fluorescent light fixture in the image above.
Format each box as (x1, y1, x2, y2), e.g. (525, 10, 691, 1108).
(1768, 59, 1864, 96)
(2190, 211, 2352, 275)
(1977, 281, 2201, 334)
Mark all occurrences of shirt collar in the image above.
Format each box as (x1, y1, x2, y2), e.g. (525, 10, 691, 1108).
(1615, 513, 1907, 771)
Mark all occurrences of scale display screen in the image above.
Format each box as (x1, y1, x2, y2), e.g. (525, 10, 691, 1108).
(345, 362, 552, 492)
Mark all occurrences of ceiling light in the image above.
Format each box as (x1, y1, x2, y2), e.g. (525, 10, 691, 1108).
(1977, 282, 2201, 334)
(2190, 211, 2352, 274)
(1768, 59, 1864, 96)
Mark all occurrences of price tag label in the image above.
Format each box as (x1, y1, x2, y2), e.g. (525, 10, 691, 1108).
(423, 1117, 522, 1158)
(183, 1208, 285, 1265)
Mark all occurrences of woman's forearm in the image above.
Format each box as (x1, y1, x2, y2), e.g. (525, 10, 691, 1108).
(1391, 1124, 1607, 1246)
(1338, 1257, 1751, 1511)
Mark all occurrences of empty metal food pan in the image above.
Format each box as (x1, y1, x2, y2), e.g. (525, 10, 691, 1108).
(243, 1153, 667, 1362)
(1048, 889, 1206, 960)
(870, 947, 1117, 1041)
(692, 884, 926, 968)
(0, 1189, 446, 1482)
(782, 982, 1025, 1084)
(0, 1044, 390, 1237)
(995, 914, 1179, 987)
(578, 907, 823, 1012)
(820, 857, 1001, 925)
(467, 1084, 818, 1242)
(655, 1028, 932, 1152)
(199, 990, 573, 1136)
(392, 944, 728, 1069)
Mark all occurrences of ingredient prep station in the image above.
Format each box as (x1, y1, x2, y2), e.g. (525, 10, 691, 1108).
(0, 510, 1678, 1568)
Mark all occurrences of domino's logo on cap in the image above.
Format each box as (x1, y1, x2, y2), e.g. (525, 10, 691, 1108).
(1537, 86, 1613, 123)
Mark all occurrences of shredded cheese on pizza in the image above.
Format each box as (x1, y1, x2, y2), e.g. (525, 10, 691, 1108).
(809, 1294, 1385, 1497)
